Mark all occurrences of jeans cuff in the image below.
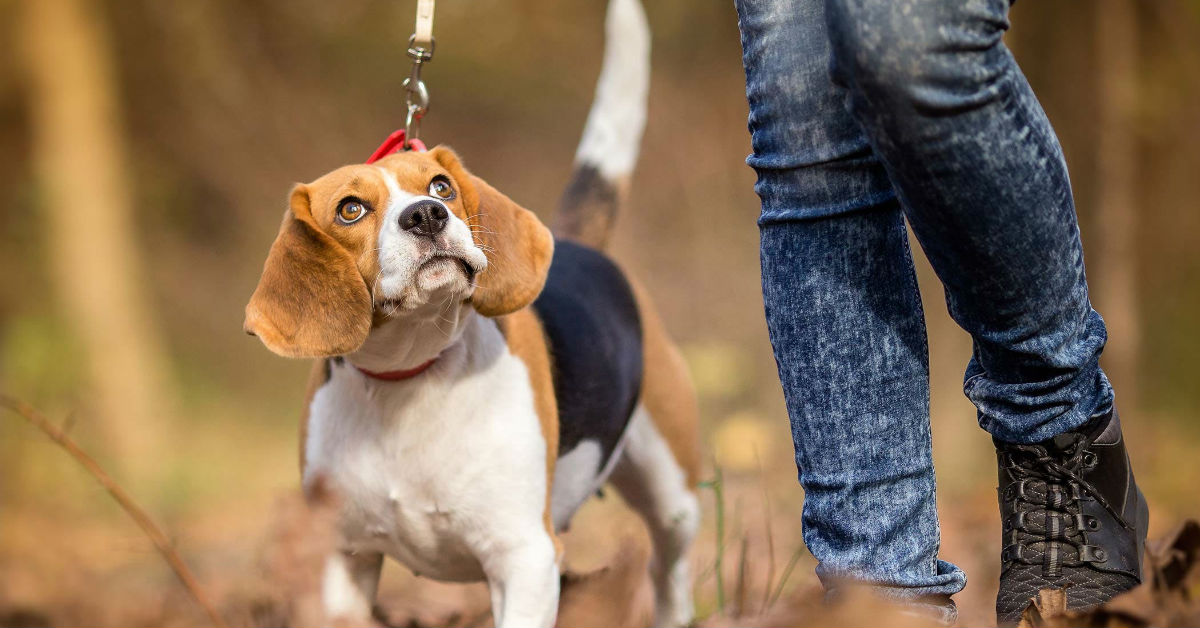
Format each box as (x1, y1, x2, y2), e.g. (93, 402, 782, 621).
(818, 559, 966, 625)
(824, 585, 959, 626)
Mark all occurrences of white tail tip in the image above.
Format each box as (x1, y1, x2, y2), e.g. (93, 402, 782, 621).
(573, 0, 651, 181)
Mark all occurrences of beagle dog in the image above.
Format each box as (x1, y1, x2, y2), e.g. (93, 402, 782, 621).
(243, 0, 700, 626)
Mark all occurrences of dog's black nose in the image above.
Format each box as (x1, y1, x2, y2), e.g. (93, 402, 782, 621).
(399, 200, 449, 237)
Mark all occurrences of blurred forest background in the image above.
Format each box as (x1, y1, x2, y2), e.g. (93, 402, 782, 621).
(1, 0, 1198, 626)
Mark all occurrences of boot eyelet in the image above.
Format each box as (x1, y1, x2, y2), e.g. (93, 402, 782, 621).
(1082, 451, 1098, 468)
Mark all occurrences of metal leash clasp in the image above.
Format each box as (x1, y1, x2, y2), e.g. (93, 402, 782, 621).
(402, 35, 435, 150)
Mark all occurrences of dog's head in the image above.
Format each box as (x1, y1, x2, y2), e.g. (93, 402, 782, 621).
(244, 146, 554, 358)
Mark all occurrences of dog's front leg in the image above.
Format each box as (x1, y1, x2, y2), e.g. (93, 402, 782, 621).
(483, 534, 560, 628)
(322, 550, 384, 624)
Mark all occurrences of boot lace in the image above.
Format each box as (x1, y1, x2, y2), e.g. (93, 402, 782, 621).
(999, 434, 1130, 576)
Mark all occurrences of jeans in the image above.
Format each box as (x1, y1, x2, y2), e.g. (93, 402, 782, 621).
(735, 0, 1115, 615)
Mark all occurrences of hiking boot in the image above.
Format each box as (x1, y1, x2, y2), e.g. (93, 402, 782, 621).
(994, 409, 1149, 625)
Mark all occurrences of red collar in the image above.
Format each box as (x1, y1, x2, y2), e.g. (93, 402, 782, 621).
(355, 357, 438, 381)
(366, 129, 426, 163)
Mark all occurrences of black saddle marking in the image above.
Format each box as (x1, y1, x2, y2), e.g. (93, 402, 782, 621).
(532, 240, 643, 462)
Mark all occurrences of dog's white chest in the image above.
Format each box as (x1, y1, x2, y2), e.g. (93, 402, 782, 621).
(303, 323, 549, 583)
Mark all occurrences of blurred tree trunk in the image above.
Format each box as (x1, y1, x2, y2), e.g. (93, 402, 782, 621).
(20, 0, 173, 479)
(1095, 0, 1141, 411)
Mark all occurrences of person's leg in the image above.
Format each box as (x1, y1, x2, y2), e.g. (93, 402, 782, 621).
(823, 0, 1109, 443)
(735, 0, 965, 618)
(821, 0, 1147, 621)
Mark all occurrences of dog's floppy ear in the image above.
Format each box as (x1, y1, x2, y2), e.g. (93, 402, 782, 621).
(244, 185, 373, 358)
(432, 146, 554, 317)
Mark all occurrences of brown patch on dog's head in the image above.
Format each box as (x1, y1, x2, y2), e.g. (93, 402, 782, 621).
(244, 183, 374, 358)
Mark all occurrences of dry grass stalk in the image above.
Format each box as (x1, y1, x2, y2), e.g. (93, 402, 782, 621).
(755, 451, 778, 614)
(0, 394, 228, 628)
(733, 535, 750, 617)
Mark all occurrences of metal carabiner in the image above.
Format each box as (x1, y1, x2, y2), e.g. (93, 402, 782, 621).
(407, 34, 435, 62)
(401, 35, 434, 149)
(404, 101, 425, 148)
(401, 74, 430, 113)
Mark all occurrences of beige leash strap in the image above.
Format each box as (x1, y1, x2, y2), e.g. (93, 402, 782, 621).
(413, 0, 435, 49)
(403, 0, 435, 148)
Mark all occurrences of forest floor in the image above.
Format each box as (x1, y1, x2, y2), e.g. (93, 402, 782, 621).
(1, 409, 1198, 628)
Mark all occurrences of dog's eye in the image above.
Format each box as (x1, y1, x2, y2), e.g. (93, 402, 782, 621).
(336, 199, 368, 224)
(429, 178, 455, 200)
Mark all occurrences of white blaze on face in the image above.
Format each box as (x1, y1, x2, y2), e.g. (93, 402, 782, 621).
(373, 167, 487, 313)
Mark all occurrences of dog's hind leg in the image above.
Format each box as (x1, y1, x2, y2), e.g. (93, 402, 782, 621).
(610, 405, 701, 628)
(610, 279, 702, 627)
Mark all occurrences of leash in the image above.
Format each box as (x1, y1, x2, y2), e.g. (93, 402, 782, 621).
(367, 0, 436, 162)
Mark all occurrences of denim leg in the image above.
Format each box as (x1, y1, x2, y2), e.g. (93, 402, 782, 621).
(824, 0, 1115, 444)
(736, 0, 966, 605)
(760, 214, 967, 607)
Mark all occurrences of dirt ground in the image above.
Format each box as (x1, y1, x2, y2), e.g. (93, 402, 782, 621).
(1, 395, 1198, 628)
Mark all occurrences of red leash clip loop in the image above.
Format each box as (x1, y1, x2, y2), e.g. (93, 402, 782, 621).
(366, 129, 427, 164)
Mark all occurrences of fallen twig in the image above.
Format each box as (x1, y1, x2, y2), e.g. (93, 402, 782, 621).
(0, 394, 229, 628)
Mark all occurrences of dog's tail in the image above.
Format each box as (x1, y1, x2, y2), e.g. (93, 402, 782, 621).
(552, 0, 650, 251)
